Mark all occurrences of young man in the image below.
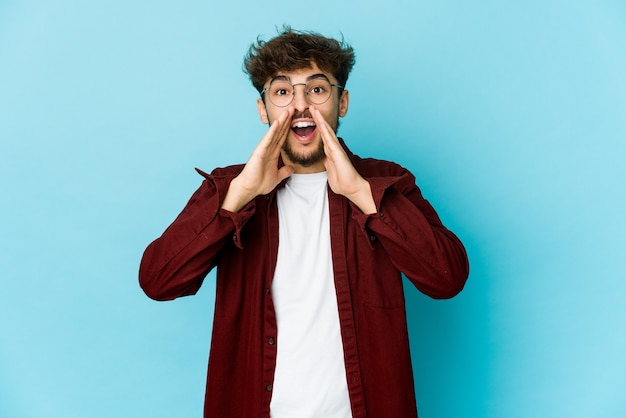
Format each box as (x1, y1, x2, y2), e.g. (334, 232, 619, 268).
(139, 27, 469, 418)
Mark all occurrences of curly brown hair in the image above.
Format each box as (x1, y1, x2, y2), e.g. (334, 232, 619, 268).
(243, 26, 356, 94)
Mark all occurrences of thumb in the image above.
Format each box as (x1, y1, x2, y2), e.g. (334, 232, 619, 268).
(277, 165, 295, 183)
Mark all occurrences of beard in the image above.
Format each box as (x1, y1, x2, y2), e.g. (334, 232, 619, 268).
(272, 108, 341, 168)
(282, 137, 326, 167)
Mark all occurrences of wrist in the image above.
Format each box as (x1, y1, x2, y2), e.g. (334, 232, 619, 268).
(346, 178, 376, 215)
(221, 176, 257, 213)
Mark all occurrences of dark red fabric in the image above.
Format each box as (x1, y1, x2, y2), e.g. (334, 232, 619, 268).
(139, 143, 469, 418)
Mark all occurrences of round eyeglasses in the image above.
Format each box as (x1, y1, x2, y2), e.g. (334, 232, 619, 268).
(261, 77, 344, 107)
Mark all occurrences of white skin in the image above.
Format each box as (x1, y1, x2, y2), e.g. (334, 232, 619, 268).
(220, 62, 376, 215)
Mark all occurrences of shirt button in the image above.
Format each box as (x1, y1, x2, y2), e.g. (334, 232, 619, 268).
(268, 337, 275, 345)
(370, 234, 376, 242)
(232, 234, 238, 242)
(266, 384, 273, 392)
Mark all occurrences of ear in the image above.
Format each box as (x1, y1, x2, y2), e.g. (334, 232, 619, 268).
(257, 98, 269, 124)
(339, 90, 349, 117)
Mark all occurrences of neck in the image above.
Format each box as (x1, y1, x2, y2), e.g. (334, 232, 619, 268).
(292, 164, 326, 174)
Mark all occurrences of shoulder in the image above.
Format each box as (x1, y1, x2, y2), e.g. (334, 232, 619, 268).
(340, 138, 411, 178)
(349, 151, 412, 178)
(195, 163, 245, 180)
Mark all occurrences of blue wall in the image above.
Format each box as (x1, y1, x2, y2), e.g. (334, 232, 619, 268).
(1, 1, 624, 417)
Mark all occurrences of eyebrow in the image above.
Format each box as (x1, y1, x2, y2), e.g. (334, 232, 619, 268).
(270, 73, 331, 84)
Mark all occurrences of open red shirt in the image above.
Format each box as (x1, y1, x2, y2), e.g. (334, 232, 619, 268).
(139, 142, 469, 417)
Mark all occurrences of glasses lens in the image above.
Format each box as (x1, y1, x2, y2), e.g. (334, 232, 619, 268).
(306, 79, 332, 105)
(267, 81, 294, 107)
(265, 78, 335, 107)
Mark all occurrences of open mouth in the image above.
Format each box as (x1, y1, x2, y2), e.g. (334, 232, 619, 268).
(291, 120, 317, 139)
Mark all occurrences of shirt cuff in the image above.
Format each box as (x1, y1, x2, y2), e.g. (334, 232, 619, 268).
(196, 167, 256, 249)
(351, 175, 403, 231)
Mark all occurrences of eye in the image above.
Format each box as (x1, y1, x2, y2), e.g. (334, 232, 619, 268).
(309, 84, 327, 95)
(271, 83, 293, 97)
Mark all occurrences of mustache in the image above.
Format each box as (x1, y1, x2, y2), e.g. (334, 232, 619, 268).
(292, 110, 313, 120)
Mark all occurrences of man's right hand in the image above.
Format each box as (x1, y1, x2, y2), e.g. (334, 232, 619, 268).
(220, 108, 295, 213)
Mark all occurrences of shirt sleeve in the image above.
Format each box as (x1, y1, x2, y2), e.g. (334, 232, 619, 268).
(352, 169, 469, 299)
(138, 168, 255, 301)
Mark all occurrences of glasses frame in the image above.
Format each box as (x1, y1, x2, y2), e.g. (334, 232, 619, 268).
(260, 77, 344, 108)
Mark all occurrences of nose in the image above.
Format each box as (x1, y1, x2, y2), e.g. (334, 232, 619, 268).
(291, 83, 309, 111)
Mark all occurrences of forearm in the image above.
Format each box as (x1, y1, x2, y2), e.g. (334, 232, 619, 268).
(357, 175, 469, 298)
(139, 173, 253, 300)
(139, 210, 234, 301)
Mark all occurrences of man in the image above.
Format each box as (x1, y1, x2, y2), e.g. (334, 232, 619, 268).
(139, 27, 469, 418)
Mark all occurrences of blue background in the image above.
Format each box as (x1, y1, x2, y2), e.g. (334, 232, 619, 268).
(1, 1, 625, 417)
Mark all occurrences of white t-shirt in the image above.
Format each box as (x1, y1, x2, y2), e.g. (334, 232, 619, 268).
(270, 172, 352, 418)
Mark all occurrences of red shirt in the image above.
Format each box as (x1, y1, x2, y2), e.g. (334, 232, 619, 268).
(139, 143, 469, 417)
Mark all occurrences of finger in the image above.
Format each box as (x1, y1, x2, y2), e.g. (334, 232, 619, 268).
(259, 109, 291, 157)
(261, 114, 283, 147)
(311, 107, 339, 148)
(275, 108, 293, 145)
(266, 109, 292, 152)
(312, 112, 343, 164)
(277, 165, 294, 183)
(270, 110, 289, 138)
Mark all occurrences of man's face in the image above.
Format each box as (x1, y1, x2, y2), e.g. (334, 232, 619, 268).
(257, 62, 349, 173)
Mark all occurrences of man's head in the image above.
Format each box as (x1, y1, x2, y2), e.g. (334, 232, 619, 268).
(243, 27, 356, 173)
(243, 26, 355, 95)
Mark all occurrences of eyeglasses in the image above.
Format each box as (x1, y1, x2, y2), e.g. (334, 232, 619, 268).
(261, 77, 344, 107)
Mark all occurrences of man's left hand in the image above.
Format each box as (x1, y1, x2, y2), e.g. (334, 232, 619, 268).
(311, 106, 377, 215)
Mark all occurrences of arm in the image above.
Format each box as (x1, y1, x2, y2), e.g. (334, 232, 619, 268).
(139, 109, 295, 301)
(138, 171, 253, 301)
(357, 169, 469, 299)
(221, 108, 294, 212)
(312, 106, 376, 214)
(311, 106, 468, 298)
